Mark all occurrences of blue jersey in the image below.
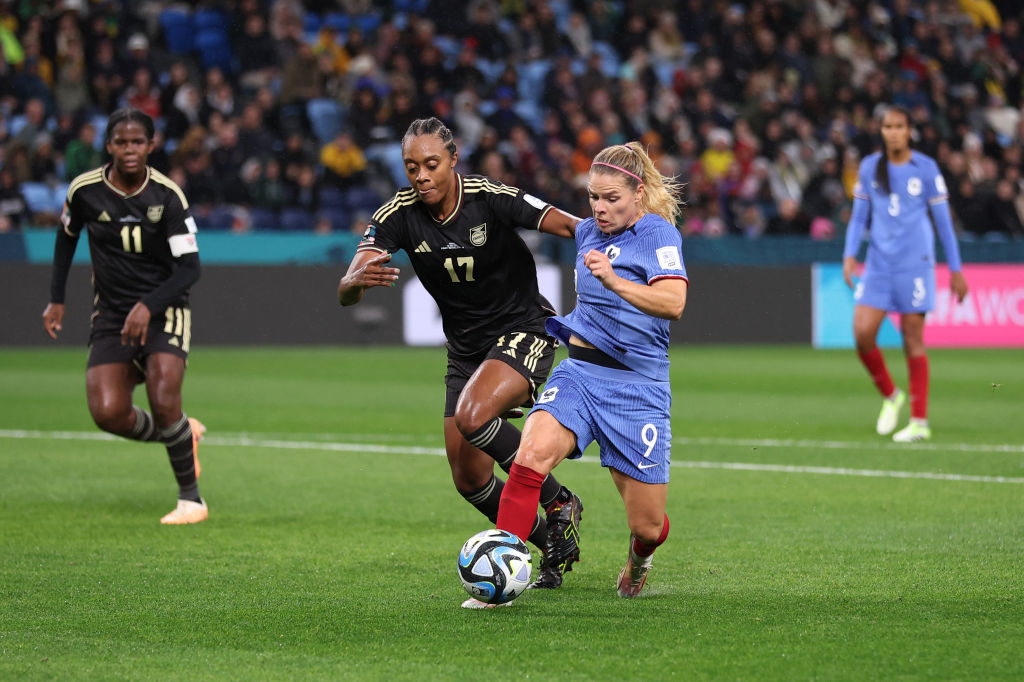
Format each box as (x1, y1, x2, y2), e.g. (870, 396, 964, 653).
(546, 213, 687, 381)
(843, 151, 962, 273)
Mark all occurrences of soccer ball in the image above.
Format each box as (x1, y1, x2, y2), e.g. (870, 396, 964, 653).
(457, 529, 533, 605)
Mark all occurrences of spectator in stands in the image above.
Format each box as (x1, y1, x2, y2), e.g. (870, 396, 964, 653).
(8, 97, 47, 154)
(988, 178, 1024, 239)
(279, 41, 321, 130)
(320, 130, 368, 189)
(87, 39, 123, 113)
(767, 197, 811, 235)
(236, 12, 280, 90)
(63, 120, 104, 181)
(121, 67, 161, 120)
(249, 158, 289, 215)
(0, 166, 29, 231)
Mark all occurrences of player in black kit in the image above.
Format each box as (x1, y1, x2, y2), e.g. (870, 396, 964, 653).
(338, 118, 584, 606)
(42, 108, 208, 525)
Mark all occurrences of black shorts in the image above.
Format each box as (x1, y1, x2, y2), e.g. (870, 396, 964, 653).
(87, 305, 192, 373)
(443, 331, 557, 417)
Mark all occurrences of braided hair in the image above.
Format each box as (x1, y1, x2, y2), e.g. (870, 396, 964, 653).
(402, 117, 457, 158)
(105, 107, 155, 142)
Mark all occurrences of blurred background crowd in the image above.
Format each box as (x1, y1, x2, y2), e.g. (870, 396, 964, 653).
(1, 0, 1022, 262)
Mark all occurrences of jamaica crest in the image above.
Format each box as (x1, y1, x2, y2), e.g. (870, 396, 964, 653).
(468, 223, 487, 246)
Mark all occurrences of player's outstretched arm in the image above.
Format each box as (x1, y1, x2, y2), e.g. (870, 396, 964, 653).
(338, 251, 400, 306)
(539, 208, 582, 239)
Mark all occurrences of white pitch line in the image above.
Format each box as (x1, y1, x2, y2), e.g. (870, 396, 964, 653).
(2, 429, 1023, 484)
(674, 436, 1024, 454)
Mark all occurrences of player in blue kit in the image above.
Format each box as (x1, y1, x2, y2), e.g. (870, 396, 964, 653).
(843, 107, 968, 442)
(496, 142, 687, 597)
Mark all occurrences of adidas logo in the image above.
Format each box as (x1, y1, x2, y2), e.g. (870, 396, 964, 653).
(98, 211, 111, 222)
(503, 349, 516, 358)
(414, 241, 431, 253)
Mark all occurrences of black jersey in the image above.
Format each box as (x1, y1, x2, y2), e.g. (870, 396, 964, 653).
(61, 165, 198, 320)
(357, 174, 555, 355)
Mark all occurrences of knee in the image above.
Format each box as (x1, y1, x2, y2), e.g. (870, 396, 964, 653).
(853, 330, 876, 353)
(89, 401, 130, 434)
(629, 515, 668, 546)
(452, 400, 494, 437)
(147, 385, 182, 428)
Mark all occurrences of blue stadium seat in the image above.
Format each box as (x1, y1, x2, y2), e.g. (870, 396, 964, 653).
(591, 41, 621, 77)
(21, 182, 55, 214)
(279, 207, 313, 231)
(90, 115, 108, 150)
(248, 207, 279, 231)
(323, 13, 350, 33)
(365, 142, 406, 189)
(7, 114, 27, 136)
(513, 100, 543, 132)
(303, 13, 321, 33)
(394, 0, 430, 12)
(194, 30, 234, 72)
(201, 207, 236, 230)
(52, 183, 70, 208)
(517, 59, 551, 105)
(193, 8, 228, 33)
(320, 207, 351, 231)
(319, 185, 346, 209)
(343, 185, 380, 213)
(356, 14, 382, 34)
(159, 8, 193, 53)
(307, 98, 345, 143)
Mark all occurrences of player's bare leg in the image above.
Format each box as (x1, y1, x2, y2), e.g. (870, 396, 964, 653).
(612, 470, 669, 597)
(146, 353, 207, 524)
(853, 304, 905, 435)
(894, 313, 931, 442)
(456, 360, 582, 587)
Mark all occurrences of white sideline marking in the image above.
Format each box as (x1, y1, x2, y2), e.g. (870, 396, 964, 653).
(2, 429, 1023, 484)
(674, 436, 1024, 455)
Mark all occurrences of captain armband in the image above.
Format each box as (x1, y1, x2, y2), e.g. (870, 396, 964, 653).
(169, 233, 199, 257)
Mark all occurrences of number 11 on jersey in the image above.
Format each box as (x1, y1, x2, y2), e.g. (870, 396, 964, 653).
(120, 225, 143, 253)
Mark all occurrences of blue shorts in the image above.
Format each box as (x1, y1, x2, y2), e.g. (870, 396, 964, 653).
(854, 265, 935, 314)
(530, 358, 672, 484)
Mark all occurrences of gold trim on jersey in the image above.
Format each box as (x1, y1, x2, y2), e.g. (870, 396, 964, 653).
(150, 168, 190, 210)
(435, 173, 464, 225)
(372, 187, 420, 224)
(66, 168, 105, 203)
(102, 166, 151, 198)
(462, 176, 517, 198)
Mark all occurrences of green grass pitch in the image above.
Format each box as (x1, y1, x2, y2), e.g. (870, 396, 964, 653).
(1, 345, 1022, 680)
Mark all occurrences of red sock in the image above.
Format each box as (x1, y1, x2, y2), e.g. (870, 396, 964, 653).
(857, 347, 896, 397)
(631, 514, 670, 558)
(496, 463, 545, 542)
(907, 354, 929, 419)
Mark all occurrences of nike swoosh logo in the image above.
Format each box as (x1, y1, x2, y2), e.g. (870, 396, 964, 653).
(637, 462, 659, 470)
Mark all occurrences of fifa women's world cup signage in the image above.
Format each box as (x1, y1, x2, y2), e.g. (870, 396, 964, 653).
(813, 264, 1024, 348)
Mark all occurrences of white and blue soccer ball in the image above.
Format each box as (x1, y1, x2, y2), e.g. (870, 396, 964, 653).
(457, 529, 533, 605)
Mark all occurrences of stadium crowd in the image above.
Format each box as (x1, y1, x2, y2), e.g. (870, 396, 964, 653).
(1, 0, 1023, 259)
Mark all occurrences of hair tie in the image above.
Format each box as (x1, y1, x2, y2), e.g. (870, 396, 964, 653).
(591, 161, 643, 183)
